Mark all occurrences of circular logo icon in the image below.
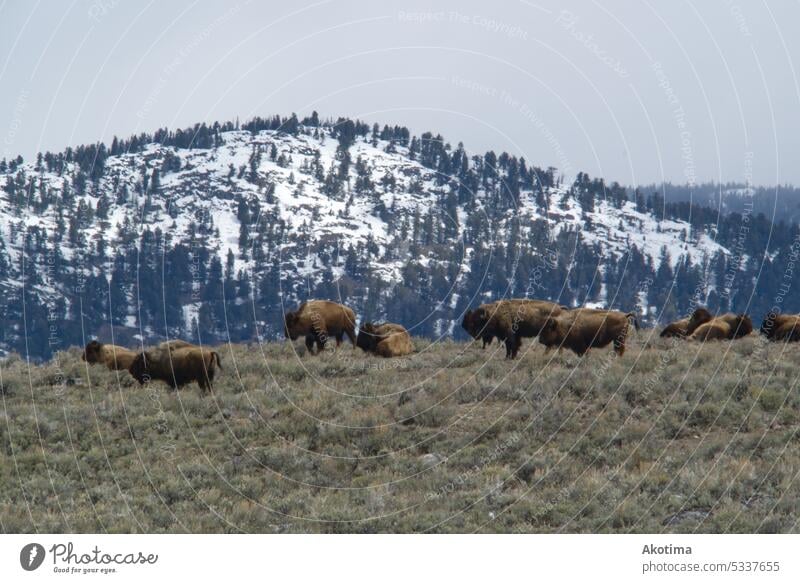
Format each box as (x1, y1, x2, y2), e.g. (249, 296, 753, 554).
(20, 543, 46, 571)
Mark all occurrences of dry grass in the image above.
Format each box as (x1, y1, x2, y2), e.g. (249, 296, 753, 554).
(2, 332, 800, 533)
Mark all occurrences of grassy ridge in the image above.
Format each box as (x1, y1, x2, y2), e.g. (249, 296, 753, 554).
(1, 335, 800, 533)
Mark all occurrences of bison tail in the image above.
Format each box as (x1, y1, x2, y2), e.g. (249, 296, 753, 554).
(626, 312, 640, 330)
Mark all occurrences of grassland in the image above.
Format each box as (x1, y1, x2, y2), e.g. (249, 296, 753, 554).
(2, 333, 800, 533)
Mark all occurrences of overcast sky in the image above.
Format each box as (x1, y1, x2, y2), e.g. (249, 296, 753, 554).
(1, 0, 798, 186)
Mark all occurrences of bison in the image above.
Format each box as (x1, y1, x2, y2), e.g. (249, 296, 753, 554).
(128, 344, 222, 392)
(538, 309, 639, 356)
(760, 311, 800, 342)
(82, 340, 137, 371)
(660, 308, 713, 338)
(284, 300, 357, 354)
(470, 299, 566, 359)
(689, 313, 753, 341)
(357, 322, 414, 357)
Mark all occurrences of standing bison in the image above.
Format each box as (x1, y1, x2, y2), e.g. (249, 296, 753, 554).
(357, 322, 414, 357)
(128, 343, 222, 392)
(468, 299, 566, 359)
(538, 309, 639, 356)
(760, 311, 800, 341)
(660, 308, 713, 338)
(284, 300, 357, 354)
(82, 340, 137, 371)
(689, 313, 753, 341)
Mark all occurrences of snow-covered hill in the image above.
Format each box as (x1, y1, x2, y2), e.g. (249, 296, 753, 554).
(0, 117, 771, 358)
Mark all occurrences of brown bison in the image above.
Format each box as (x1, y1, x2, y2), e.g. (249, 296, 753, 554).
(82, 340, 137, 371)
(357, 322, 414, 357)
(760, 311, 800, 341)
(284, 300, 357, 354)
(660, 307, 713, 338)
(689, 313, 753, 341)
(128, 344, 222, 392)
(470, 299, 566, 359)
(538, 309, 639, 356)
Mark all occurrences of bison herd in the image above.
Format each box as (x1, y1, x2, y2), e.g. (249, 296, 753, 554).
(79, 299, 800, 393)
(82, 339, 222, 392)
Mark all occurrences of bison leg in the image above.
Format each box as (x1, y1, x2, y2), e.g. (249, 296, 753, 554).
(482, 335, 492, 349)
(202, 364, 215, 393)
(335, 332, 344, 347)
(305, 335, 316, 355)
(315, 334, 327, 352)
(613, 337, 626, 356)
(345, 326, 356, 348)
(505, 336, 521, 359)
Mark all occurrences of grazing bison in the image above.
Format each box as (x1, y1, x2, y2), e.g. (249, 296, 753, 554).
(128, 344, 222, 392)
(82, 340, 137, 371)
(760, 312, 800, 342)
(689, 313, 753, 341)
(284, 300, 357, 354)
(538, 309, 639, 356)
(660, 308, 713, 338)
(357, 322, 414, 357)
(471, 299, 566, 359)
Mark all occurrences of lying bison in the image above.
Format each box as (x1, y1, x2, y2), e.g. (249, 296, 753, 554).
(660, 308, 713, 338)
(538, 309, 639, 356)
(357, 322, 414, 357)
(284, 300, 357, 355)
(470, 299, 566, 359)
(760, 312, 800, 342)
(82, 340, 137, 371)
(129, 343, 222, 392)
(689, 313, 753, 341)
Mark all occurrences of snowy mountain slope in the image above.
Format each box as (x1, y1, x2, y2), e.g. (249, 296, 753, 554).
(0, 117, 774, 358)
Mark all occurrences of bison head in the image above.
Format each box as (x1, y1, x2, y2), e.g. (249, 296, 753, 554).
(538, 317, 563, 348)
(461, 310, 479, 338)
(760, 311, 779, 337)
(82, 340, 103, 363)
(732, 314, 753, 338)
(356, 322, 379, 352)
(688, 308, 713, 333)
(284, 311, 300, 340)
(128, 353, 150, 385)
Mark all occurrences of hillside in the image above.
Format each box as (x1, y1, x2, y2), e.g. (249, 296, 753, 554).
(2, 338, 799, 533)
(0, 114, 798, 359)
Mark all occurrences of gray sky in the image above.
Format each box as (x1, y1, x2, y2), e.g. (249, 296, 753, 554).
(1, 0, 798, 186)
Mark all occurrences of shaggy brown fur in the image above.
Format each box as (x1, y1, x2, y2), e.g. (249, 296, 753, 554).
(461, 301, 506, 348)
(128, 345, 222, 392)
(158, 339, 196, 350)
(660, 308, 713, 338)
(357, 322, 414, 357)
(471, 299, 566, 359)
(284, 300, 357, 354)
(82, 340, 137, 371)
(760, 312, 800, 342)
(538, 309, 639, 356)
(689, 313, 753, 341)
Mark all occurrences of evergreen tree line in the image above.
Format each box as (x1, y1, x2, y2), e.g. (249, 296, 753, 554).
(1, 114, 799, 360)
